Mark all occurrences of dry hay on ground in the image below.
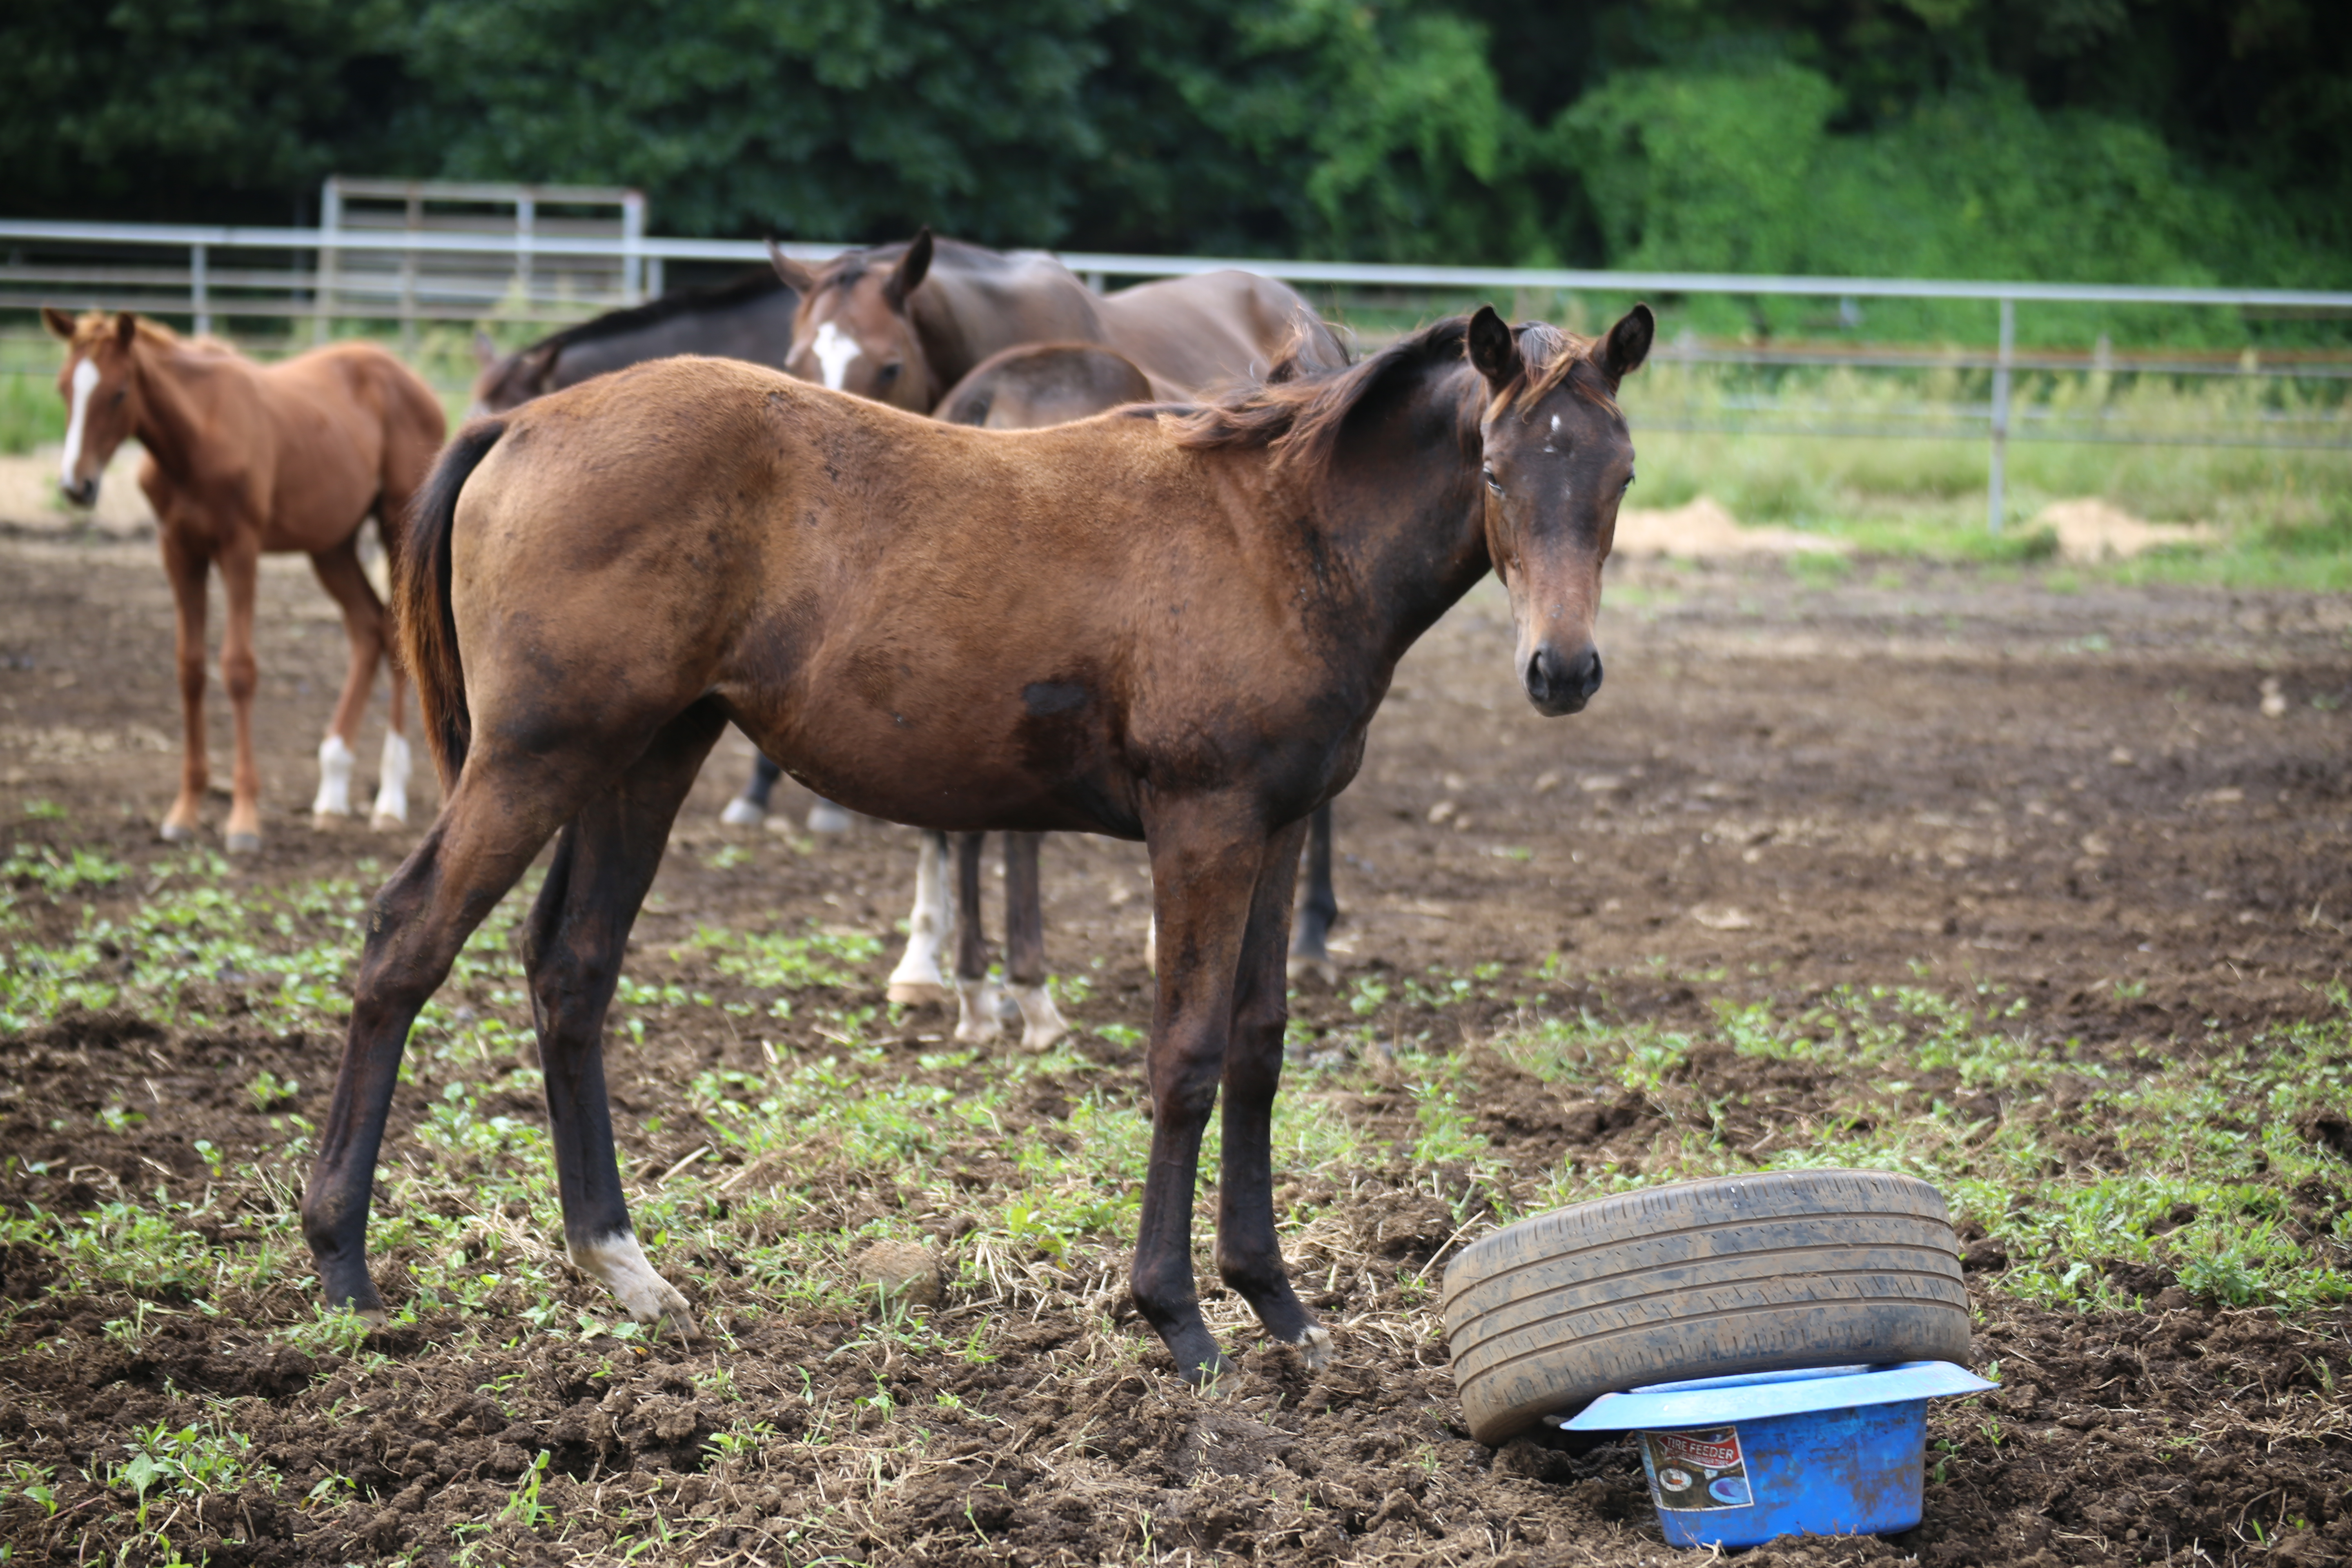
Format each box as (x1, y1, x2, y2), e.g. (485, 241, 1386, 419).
(1613, 495, 1852, 558)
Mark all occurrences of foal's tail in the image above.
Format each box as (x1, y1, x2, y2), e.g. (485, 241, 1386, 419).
(396, 419, 504, 792)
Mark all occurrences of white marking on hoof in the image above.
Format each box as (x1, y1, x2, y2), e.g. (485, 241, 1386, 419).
(159, 818, 198, 843)
(312, 733, 356, 820)
(570, 1230, 700, 1341)
(887, 980, 951, 1006)
(1143, 914, 1157, 976)
(369, 731, 411, 829)
(1293, 1324, 1334, 1369)
(225, 831, 261, 855)
(806, 800, 852, 834)
(59, 359, 98, 495)
(1011, 982, 1070, 1053)
(719, 795, 766, 827)
(953, 977, 1003, 1045)
(812, 319, 862, 391)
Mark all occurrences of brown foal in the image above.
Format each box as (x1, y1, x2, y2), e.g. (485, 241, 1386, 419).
(304, 304, 1652, 1379)
(43, 310, 446, 849)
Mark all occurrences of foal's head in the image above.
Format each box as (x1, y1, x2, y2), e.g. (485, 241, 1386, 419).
(41, 307, 144, 508)
(769, 230, 937, 410)
(1465, 304, 1654, 715)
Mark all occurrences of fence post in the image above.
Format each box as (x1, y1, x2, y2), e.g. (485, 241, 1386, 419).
(1987, 296, 2013, 536)
(316, 178, 341, 343)
(400, 187, 421, 358)
(190, 243, 208, 336)
(516, 194, 535, 310)
(621, 191, 645, 303)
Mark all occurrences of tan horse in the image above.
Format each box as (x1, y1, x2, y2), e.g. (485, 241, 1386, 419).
(302, 304, 1653, 1381)
(43, 310, 446, 850)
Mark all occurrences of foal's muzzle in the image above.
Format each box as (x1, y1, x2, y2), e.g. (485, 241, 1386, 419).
(60, 476, 98, 509)
(1525, 643, 1603, 716)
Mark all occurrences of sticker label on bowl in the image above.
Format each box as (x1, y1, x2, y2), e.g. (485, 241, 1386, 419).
(1642, 1426, 1753, 1511)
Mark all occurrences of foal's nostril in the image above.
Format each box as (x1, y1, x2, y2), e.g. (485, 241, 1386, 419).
(1577, 647, 1604, 700)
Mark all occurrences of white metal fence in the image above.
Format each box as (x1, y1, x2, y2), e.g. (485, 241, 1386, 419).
(4, 213, 2347, 532)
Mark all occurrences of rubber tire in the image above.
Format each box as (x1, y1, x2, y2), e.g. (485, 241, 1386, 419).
(1441, 1169, 1971, 1446)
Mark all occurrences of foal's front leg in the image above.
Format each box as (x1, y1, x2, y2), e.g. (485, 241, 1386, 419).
(951, 832, 1001, 1044)
(1131, 802, 1264, 1380)
(1217, 814, 1330, 1363)
(157, 530, 211, 843)
(216, 537, 264, 851)
(1002, 832, 1070, 1052)
(884, 829, 953, 1004)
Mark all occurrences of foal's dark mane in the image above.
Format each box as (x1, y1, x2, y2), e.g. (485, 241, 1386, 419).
(533, 267, 790, 353)
(1169, 316, 1608, 484)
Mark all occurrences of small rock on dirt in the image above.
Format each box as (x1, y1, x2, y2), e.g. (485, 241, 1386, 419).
(853, 1239, 944, 1310)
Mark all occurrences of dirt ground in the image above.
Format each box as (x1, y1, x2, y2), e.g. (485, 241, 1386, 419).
(1, 523, 2348, 1567)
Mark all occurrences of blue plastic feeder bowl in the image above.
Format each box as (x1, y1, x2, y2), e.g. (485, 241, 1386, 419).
(1561, 1361, 1995, 1550)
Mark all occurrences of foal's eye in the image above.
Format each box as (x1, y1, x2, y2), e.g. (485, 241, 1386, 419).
(1483, 468, 1503, 497)
(1624, 472, 1636, 490)
(874, 363, 902, 386)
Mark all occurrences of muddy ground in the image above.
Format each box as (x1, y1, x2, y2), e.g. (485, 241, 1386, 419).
(1, 526, 2348, 1567)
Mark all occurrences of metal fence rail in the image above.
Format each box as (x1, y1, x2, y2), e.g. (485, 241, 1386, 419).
(4, 214, 2348, 532)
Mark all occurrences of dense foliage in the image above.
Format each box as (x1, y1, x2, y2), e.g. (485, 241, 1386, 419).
(3, 0, 2345, 287)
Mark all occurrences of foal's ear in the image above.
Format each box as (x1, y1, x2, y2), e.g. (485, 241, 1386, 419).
(1466, 305, 1523, 390)
(114, 312, 139, 349)
(765, 238, 817, 294)
(887, 227, 934, 306)
(41, 305, 75, 342)
(1599, 303, 1655, 388)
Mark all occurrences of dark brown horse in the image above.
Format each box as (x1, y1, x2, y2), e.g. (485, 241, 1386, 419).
(304, 303, 1652, 1380)
(468, 267, 801, 415)
(44, 309, 445, 849)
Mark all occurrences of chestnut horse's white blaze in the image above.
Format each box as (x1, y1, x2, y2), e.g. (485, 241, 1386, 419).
(59, 358, 99, 492)
(811, 319, 861, 391)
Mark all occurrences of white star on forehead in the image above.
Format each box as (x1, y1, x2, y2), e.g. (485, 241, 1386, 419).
(811, 319, 862, 391)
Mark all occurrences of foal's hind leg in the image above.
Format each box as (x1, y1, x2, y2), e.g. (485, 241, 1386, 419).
(1216, 814, 1330, 1364)
(303, 755, 595, 1316)
(1286, 802, 1339, 987)
(1002, 832, 1069, 1052)
(521, 702, 726, 1339)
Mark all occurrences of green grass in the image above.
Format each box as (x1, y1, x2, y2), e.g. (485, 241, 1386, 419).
(1490, 982, 2352, 1315)
(1615, 360, 2352, 585)
(0, 369, 65, 456)
(2, 843, 2346, 1563)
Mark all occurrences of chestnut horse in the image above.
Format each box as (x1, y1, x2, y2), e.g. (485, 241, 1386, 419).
(43, 310, 446, 850)
(304, 303, 1653, 1379)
